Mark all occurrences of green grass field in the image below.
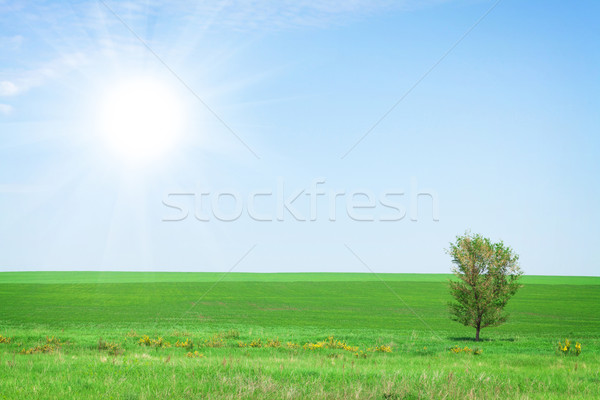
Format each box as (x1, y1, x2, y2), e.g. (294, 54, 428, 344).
(0, 272, 598, 399)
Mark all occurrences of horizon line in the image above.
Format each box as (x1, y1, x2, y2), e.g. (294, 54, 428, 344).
(0, 270, 598, 278)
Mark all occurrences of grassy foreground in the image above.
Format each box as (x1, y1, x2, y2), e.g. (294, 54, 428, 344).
(0, 272, 598, 399)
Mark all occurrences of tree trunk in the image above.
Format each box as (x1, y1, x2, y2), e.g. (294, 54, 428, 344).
(475, 323, 481, 342)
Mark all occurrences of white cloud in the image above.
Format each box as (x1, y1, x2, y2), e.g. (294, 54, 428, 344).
(0, 81, 18, 96)
(177, 0, 401, 29)
(0, 184, 48, 193)
(0, 0, 450, 100)
(0, 53, 87, 97)
(0, 103, 13, 115)
(100, 0, 447, 31)
(0, 34, 24, 49)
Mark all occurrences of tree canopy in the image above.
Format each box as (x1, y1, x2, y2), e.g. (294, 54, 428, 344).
(447, 232, 523, 341)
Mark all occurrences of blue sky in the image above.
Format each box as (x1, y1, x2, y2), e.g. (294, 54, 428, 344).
(0, 0, 598, 275)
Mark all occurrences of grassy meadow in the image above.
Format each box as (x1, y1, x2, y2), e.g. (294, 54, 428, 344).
(0, 272, 598, 399)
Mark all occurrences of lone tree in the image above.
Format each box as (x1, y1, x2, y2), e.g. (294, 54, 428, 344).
(447, 232, 523, 341)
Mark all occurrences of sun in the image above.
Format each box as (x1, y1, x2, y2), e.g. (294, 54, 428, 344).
(99, 78, 184, 163)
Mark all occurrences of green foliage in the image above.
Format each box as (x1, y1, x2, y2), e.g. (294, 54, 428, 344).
(449, 345, 483, 355)
(20, 336, 63, 355)
(557, 338, 582, 356)
(203, 335, 225, 348)
(221, 329, 240, 339)
(265, 337, 281, 348)
(139, 335, 171, 348)
(0, 272, 598, 399)
(447, 232, 523, 340)
(98, 338, 122, 355)
(302, 336, 360, 352)
(186, 350, 204, 358)
(174, 338, 194, 350)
